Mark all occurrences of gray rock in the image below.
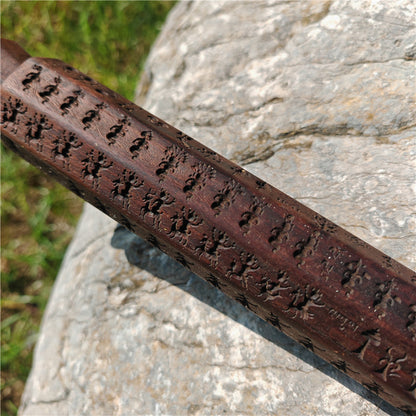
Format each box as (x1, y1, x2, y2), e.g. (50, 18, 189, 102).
(20, 0, 415, 415)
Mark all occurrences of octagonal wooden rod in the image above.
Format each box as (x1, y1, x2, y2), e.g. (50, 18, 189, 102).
(1, 39, 415, 413)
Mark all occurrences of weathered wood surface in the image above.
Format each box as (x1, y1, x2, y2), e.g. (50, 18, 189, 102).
(1, 39, 415, 413)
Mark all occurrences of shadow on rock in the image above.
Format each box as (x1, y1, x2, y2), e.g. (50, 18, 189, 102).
(111, 225, 403, 416)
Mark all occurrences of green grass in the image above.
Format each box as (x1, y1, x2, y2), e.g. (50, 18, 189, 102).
(0, 2, 175, 414)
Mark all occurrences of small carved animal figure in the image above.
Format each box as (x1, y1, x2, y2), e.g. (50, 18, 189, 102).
(82, 103, 105, 130)
(353, 328, 381, 361)
(22, 64, 42, 91)
(106, 117, 131, 145)
(373, 280, 401, 319)
(259, 271, 290, 301)
(342, 259, 371, 297)
(147, 114, 168, 127)
(376, 347, 407, 382)
(176, 132, 193, 146)
(129, 131, 152, 158)
(60, 89, 84, 115)
(38, 76, 62, 103)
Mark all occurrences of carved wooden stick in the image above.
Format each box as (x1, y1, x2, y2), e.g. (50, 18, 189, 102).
(1, 39, 415, 413)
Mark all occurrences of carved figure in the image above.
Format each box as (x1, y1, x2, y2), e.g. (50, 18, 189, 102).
(183, 162, 215, 199)
(285, 284, 325, 320)
(105, 117, 131, 145)
(320, 246, 345, 280)
(314, 214, 338, 233)
(353, 328, 381, 361)
(147, 114, 168, 127)
(82, 102, 105, 130)
(38, 76, 61, 103)
(140, 188, 175, 228)
(266, 312, 288, 330)
(197, 146, 222, 163)
(60, 89, 84, 115)
(234, 293, 256, 311)
(211, 179, 243, 216)
(24, 113, 52, 151)
(373, 280, 401, 319)
(51, 131, 82, 169)
(176, 132, 193, 145)
(156, 145, 187, 181)
(239, 197, 266, 234)
(376, 348, 407, 382)
(196, 227, 234, 266)
(293, 230, 321, 267)
(174, 252, 193, 269)
(129, 131, 152, 158)
(226, 251, 259, 289)
(1, 96, 27, 133)
(111, 169, 143, 209)
(268, 214, 294, 252)
(342, 259, 372, 297)
(168, 207, 202, 245)
(81, 149, 112, 188)
(205, 273, 224, 289)
(22, 64, 42, 91)
(258, 271, 290, 301)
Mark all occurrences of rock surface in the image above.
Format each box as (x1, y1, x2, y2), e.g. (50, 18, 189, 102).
(21, 0, 415, 415)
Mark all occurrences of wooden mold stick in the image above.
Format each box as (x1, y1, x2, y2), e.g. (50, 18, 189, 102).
(1, 39, 415, 413)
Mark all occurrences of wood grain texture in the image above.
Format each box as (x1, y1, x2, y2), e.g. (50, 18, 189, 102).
(1, 40, 415, 413)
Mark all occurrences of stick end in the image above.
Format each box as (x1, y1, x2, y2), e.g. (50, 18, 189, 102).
(1, 39, 31, 84)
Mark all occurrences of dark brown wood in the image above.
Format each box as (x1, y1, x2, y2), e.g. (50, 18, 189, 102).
(1, 39, 415, 414)
(0, 39, 30, 83)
